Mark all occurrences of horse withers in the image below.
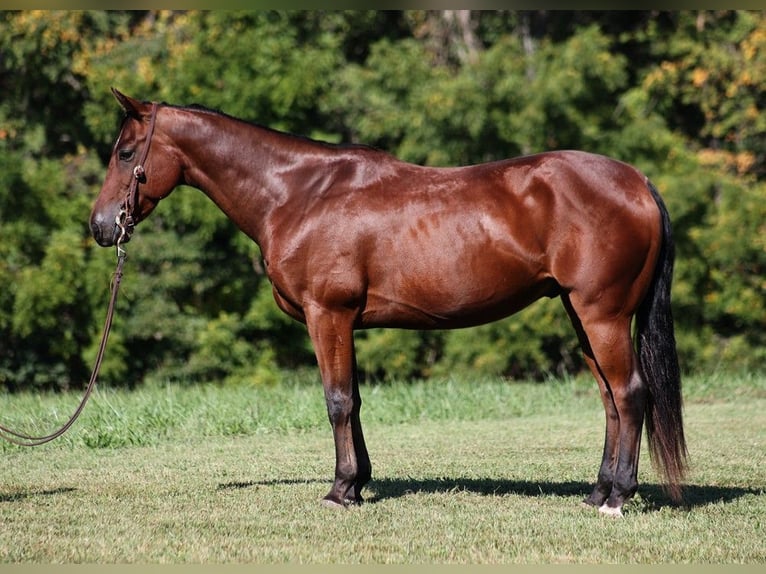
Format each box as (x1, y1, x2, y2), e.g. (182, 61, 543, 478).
(91, 89, 687, 516)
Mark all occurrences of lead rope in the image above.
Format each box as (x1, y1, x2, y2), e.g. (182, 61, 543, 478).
(0, 232, 128, 446)
(0, 102, 158, 447)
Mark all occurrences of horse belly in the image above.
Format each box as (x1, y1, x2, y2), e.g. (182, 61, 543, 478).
(361, 239, 556, 329)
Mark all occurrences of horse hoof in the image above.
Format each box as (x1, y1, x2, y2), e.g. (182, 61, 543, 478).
(598, 503, 623, 518)
(321, 496, 347, 510)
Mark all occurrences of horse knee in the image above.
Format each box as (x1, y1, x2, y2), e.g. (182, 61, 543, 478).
(325, 388, 353, 424)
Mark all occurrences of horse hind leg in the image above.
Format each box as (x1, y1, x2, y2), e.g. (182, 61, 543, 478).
(563, 295, 647, 517)
(563, 296, 619, 507)
(581, 352, 621, 510)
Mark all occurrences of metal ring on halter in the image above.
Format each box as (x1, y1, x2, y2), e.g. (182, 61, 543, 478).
(115, 208, 129, 258)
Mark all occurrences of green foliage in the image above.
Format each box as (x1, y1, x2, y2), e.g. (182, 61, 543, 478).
(184, 312, 278, 387)
(435, 299, 580, 380)
(356, 328, 436, 381)
(1, 11, 764, 390)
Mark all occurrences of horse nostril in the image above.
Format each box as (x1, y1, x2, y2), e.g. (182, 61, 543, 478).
(90, 217, 114, 247)
(90, 221, 102, 243)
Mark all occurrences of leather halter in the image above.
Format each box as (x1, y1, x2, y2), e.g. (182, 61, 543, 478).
(116, 102, 159, 253)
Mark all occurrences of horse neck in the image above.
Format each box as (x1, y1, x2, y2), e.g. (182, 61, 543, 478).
(167, 107, 320, 249)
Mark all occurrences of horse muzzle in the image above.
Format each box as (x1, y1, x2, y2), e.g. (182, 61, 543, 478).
(90, 211, 134, 247)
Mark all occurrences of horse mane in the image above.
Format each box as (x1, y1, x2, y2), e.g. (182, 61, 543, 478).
(167, 101, 381, 154)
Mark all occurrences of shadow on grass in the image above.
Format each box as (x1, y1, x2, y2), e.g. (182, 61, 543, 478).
(217, 479, 326, 491)
(219, 477, 763, 512)
(368, 477, 764, 511)
(0, 486, 77, 503)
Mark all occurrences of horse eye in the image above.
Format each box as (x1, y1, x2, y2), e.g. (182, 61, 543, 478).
(118, 149, 135, 162)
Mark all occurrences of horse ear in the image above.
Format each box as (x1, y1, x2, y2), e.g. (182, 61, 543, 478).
(111, 87, 145, 117)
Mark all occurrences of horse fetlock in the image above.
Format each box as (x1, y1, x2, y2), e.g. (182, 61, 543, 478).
(322, 482, 364, 509)
(584, 474, 612, 507)
(584, 489, 609, 508)
(612, 475, 639, 502)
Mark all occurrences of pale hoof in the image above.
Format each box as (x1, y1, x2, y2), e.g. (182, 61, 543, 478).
(320, 497, 347, 510)
(598, 503, 623, 517)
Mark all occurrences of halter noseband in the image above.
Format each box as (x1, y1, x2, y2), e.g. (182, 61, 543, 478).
(116, 102, 159, 254)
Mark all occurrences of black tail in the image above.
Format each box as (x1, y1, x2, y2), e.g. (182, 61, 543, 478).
(636, 180, 687, 503)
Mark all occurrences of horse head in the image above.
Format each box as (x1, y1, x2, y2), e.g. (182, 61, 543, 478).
(90, 88, 181, 247)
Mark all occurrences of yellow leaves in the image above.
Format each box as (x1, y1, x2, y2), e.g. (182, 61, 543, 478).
(696, 149, 724, 168)
(691, 68, 709, 87)
(697, 149, 757, 176)
(660, 61, 678, 73)
(736, 151, 757, 174)
(741, 21, 766, 61)
(703, 291, 719, 305)
(644, 61, 678, 90)
(136, 57, 156, 86)
(11, 11, 84, 53)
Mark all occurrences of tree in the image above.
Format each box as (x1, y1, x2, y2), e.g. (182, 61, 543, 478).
(0, 11, 119, 389)
(1, 10, 764, 391)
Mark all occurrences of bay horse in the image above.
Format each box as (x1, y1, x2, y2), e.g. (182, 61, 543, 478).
(90, 89, 686, 516)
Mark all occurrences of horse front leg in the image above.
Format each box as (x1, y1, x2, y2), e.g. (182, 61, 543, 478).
(305, 305, 371, 508)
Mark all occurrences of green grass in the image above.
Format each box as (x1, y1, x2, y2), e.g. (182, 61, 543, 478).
(0, 372, 764, 563)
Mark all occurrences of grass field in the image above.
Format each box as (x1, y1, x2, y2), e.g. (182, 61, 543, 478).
(0, 372, 764, 563)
